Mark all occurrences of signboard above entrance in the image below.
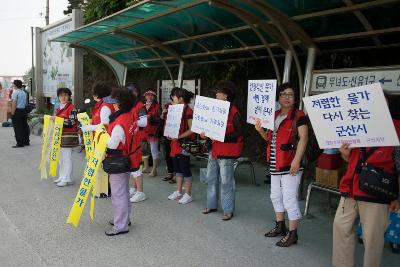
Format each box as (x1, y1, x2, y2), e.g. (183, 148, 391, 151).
(311, 66, 400, 94)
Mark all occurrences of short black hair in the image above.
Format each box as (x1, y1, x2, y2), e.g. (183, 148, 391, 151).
(57, 87, 72, 97)
(111, 86, 136, 111)
(170, 87, 194, 104)
(215, 81, 237, 102)
(92, 81, 111, 99)
(126, 82, 140, 97)
(13, 80, 23, 88)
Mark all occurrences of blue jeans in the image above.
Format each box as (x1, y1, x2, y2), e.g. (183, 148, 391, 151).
(206, 154, 235, 214)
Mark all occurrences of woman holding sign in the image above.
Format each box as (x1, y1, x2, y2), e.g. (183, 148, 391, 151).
(53, 88, 78, 187)
(201, 81, 243, 221)
(255, 83, 308, 247)
(167, 88, 195, 205)
(103, 87, 141, 236)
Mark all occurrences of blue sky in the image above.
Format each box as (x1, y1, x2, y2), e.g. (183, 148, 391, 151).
(0, 0, 68, 75)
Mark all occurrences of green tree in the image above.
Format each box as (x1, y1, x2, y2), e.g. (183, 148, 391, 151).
(83, 0, 130, 24)
(63, 0, 84, 15)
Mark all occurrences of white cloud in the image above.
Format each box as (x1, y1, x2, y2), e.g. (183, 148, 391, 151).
(0, 0, 69, 75)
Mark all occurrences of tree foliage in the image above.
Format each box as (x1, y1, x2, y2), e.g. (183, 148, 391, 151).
(63, 0, 84, 15)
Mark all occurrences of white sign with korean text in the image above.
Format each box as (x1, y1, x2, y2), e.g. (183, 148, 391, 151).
(191, 96, 231, 142)
(246, 80, 277, 130)
(304, 83, 399, 149)
(42, 20, 74, 97)
(163, 104, 184, 139)
(311, 67, 400, 93)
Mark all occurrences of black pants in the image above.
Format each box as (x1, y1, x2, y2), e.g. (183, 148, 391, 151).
(163, 138, 174, 174)
(12, 109, 30, 146)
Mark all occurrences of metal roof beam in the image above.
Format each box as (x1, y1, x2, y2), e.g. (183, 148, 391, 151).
(314, 26, 400, 42)
(70, 0, 208, 46)
(292, 0, 399, 21)
(342, 0, 382, 46)
(210, 0, 282, 82)
(112, 30, 183, 62)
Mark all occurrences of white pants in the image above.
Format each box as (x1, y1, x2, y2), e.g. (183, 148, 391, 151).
(270, 172, 302, 220)
(149, 140, 159, 160)
(58, 147, 73, 183)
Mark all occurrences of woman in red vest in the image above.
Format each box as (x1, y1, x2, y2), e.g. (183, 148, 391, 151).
(81, 82, 114, 132)
(142, 89, 161, 177)
(126, 83, 148, 203)
(201, 81, 243, 221)
(255, 83, 308, 247)
(332, 97, 400, 266)
(104, 87, 141, 236)
(167, 88, 195, 205)
(53, 88, 78, 187)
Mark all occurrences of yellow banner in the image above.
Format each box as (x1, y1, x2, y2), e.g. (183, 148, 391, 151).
(49, 116, 64, 177)
(77, 112, 94, 159)
(39, 115, 53, 179)
(67, 125, 109, 227)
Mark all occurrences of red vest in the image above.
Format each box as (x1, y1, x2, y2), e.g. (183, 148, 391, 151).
(107, 111, 142, 171)
(266, 109, 306, 172)
(144, 102, 160, 138)
(131, 100, 146, 141)
(170, 105, 194, 157)
(339, 146, 395, 203)
(56, 102, 77, 133)
(211, 105, 243, 159)
(91, 100, 115, 125)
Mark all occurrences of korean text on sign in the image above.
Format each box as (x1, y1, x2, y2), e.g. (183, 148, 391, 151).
(246, 80, 277, 130)
(164, 104, 184, 139)
(303, 83, 399, 149)
(191, 95, 230, 142)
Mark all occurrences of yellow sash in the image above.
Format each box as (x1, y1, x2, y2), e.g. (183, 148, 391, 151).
(67, 125, 109, 227)
(77, 112, 93, 159)
(49, 117, 64, 177)
(39, 115, 53, 179)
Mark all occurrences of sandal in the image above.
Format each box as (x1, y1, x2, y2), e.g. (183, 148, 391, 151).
(169, 178, 176, 184)
(162, 176, 173, 181)
(222, 213, 234, 221)
(202, 208, 218, 214)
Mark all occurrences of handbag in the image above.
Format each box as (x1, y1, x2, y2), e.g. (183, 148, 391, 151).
(358, 147, 399, 202)
(103, 132, 134, 174)
(60, 132, 80, 147)
(103, 153, 131, 174)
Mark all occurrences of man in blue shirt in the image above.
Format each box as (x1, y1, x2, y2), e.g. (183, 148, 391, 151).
(11, 80, 30, 148)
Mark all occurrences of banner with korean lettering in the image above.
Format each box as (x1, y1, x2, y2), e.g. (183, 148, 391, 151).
(49, 117, 64, 177)
(246, 80, 277, 130)
(77, 112, 93, 159)
(39, 115, 53, 179)
(164, 104, 184, 138)
(191, 96, 230, 142)
(67, 126, 110, 227)
(303, 83, 399, 149)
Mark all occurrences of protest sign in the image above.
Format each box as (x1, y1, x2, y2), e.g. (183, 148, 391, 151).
(164, 104, 184, 139)
(303, 83, 399, 149)
(246, 80, 277, 130)
(191, 96, 230, 142)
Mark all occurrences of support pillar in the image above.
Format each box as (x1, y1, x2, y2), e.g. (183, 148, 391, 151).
(34, 27, 44, 112)
(177, 60, 185, 88)
(302, 47, 316, 110)
(282, 50, 292, 83)
(72, 9, 84, 108)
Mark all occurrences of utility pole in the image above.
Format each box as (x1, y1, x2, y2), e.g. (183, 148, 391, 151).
(31, 27, 35, 98)
(45, 0, 49, 25)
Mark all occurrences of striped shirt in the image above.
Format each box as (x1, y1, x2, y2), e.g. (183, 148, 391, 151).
(270, 113, 304, 175)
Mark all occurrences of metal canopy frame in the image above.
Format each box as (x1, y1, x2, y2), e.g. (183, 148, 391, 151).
(52, 0, 400, 86)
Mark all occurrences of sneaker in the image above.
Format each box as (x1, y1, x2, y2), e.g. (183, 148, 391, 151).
(57, 181, 74, 187)
(129, 187, 136, 197)
(53, 178, 62, 183)
(130, 191, 146, 203)
(168, 191, 183, 200)
(178, 193, 193, 204)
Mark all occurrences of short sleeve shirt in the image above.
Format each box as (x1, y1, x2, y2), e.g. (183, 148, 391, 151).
(11, 89, 27, 109)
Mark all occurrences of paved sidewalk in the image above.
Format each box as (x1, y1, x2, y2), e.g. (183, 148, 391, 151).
(0, 127, 398, 266)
